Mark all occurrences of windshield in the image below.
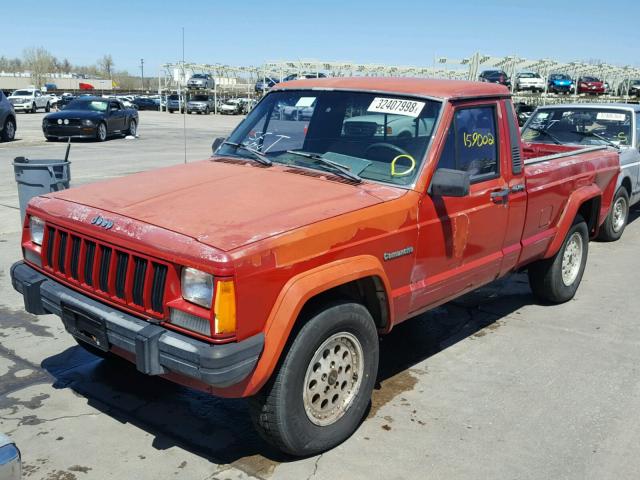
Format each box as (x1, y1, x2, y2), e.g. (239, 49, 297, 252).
(64, 100, 108, 111)
(168, 95, 179, 100)
(522, 108, 632, 147)
(551, 74, 570, 81)
(581, 77, 599, 82)
(192, 74, 205, 78)
(12, 90, 33, 96)
(217, 90, 442, 186)
(192, 95, 209, 101)
(518, 73, 537, 78)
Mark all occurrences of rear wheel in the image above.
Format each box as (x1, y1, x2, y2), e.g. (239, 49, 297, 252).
(1, 118, 15, 141)
(528, 215, 589, 303)
(598, 187, 629, 242)
(45, 102, 50, 113)
(249, 301, 379, 456)
(126, 119, 137, 136)
(31, 103, 37, 113)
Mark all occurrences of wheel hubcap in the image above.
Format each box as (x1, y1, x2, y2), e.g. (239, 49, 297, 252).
(303, 332, 364, 426)
(6, 121, 15, 139)
(561, 232, 583, 286)
(130, 122, 136, 135)
(99, 125, 106, 139)
(612, 197, 627, 232)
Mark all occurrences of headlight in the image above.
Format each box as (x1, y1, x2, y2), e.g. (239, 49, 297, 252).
(29, 216, 45, 245)
(81, 119, 94, 126)
(181, 267, 213, 308)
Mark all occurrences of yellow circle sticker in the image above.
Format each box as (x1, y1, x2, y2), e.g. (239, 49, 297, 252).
(391, 154, 416, 177)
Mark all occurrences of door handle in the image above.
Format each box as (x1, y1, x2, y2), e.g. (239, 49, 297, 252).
(490, 188, 510, 204)
(510, 183, 525, 193)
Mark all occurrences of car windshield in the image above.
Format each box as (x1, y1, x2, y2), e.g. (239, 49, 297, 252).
(217, 89, 442, 186)
(64, 99, 108, 111)
(551, 74, 570, 80)
(12, 90, 33, 96)
(168, 95, 179, 100)
(519, 73, 536, 78)
(192, 74, 205, 78)
(192, 95, 209, 101)
(582, 77, 599, 82)
(522, 108, 632, 147)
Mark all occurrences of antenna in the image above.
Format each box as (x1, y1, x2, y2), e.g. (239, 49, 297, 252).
(182, 27, 187, 164)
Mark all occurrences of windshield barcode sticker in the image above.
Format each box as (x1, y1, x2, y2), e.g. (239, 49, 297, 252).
(367, 97, 425, 118)
(596, 112, 626, 122)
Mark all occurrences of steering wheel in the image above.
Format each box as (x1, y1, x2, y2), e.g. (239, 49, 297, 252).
(364, 142, 409, 158)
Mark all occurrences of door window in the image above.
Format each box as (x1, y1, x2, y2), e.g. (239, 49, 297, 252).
(437, 105, 499, 182)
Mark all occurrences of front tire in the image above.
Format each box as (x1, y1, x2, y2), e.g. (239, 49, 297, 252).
(1, 118, 16, 141)
(598, 187, 629, 242)
(528, 215, 589, 303)
(249, 301, 379, 456)
(45, 102, 50, 113)
(96, 122, 107, 142)
(31, 103, 37, 113)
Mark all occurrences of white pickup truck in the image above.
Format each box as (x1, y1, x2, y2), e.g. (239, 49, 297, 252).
(522, 103, 640, 240)
(7, 89, 51, 113)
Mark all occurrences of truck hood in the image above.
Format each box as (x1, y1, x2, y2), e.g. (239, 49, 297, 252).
(49, 159, 398, 251)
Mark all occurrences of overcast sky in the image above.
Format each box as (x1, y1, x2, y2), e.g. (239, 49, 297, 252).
(2, 0, 638, 73)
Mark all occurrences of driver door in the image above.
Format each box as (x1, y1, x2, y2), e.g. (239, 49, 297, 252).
(107, 101, 125, 131)
(410, 101, 511, 313)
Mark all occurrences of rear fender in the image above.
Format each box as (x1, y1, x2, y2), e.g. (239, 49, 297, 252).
(239, 255, 392, 397)
(543, 184, 600, 258)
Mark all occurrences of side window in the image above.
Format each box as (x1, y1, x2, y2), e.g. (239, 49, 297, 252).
(636, 113, 640, 148)
(436, 105, 499, 182)
(110, 102, 120, 110)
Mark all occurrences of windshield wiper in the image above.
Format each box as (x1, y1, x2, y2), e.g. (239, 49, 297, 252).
(571, 130, 620, 150)
(527, 126, 562, 145)
(222, 141, 272, 166)
(286, 150, 362, 183)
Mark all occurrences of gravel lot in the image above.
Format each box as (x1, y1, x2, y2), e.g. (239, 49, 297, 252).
(1, 110, 640, 479)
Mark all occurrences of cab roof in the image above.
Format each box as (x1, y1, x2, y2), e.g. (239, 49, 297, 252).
(272, 77, 510, 101)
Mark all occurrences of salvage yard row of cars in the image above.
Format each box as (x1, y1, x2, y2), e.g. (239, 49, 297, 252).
(9, 76, 640, 459)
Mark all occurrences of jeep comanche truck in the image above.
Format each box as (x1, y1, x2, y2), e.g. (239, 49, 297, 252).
(11, 78, 619, 456)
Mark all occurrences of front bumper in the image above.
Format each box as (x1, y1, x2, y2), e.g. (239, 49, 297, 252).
(43, 125, 97, 138)
(11, 103, 32, 111)
(10, 261, 264, 388)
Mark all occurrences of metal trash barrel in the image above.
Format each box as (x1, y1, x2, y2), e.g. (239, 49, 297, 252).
(13, 156, 71, 222)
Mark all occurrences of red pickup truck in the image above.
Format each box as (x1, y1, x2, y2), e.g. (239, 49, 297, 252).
(11, 78, 619, 456)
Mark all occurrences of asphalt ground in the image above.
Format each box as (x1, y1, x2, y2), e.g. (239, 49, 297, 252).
(1, 110, 640, 479)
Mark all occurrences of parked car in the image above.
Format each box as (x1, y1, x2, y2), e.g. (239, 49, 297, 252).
(12, 78, 619, 458)
(514, 102, 536, 126)
(522, 103, 640, 240)
(547, 73, 574, 94)
(0, 90, 16, 142)
(515, 72, 545, 92)
(617, 79, 640, 97)
(42, 97, 138, 141)
(188, 73, 214, 90)
(478, 69, 511, 87)
(167, 94, 184, 113)
(577, 76, 605, 95)
(133, 97, 160, 111)
(187, 94, 215, 114)
(218, 98, 244, 115)
(281, 72, 327, 81)
(255, 76, 279, 94)
(57, 94, 76, 109)
(0, 434, 21, 480)
(8, 88, 51, 113)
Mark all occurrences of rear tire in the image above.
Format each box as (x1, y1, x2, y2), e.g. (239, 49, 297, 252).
(598, 188, 629, 242)
(126, 119, 137, 136)
(249, 301, 379, 456)
(31, 103, 37, 113)
(1, 118, 15, 141)
(45, 102, 50, 113)
(528, 215, 589, 303)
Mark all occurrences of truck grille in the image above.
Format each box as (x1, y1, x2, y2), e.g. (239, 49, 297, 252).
(42, 225, 169, 318)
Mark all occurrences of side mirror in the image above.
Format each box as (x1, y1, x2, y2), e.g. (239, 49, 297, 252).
(429, 168, 471, 197)
(211, 137, 225, 155)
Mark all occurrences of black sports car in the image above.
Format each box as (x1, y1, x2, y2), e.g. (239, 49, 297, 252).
(42, 97, 139, 141)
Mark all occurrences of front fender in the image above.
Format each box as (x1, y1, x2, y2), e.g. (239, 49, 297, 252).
(228, 255, 392, 397)
(543, 184, 601, 258)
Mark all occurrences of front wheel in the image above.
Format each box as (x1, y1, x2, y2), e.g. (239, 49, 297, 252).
(249, 301, 379, 456)
(1, 118, 16, 141)
(528, 215, 589, 303)
(96, 122, 107, 142)
(31, 103, 37, 113)
(598, 188, 629, 242)
(45, 102, 50, 113)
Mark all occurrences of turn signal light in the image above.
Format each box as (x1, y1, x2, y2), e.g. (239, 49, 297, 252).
(214, 280, 236, 335)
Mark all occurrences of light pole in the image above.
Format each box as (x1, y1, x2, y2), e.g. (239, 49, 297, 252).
(140, 58, 144, 92)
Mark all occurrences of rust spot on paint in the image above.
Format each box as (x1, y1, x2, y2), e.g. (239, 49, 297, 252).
(452, 214, 469, 259)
